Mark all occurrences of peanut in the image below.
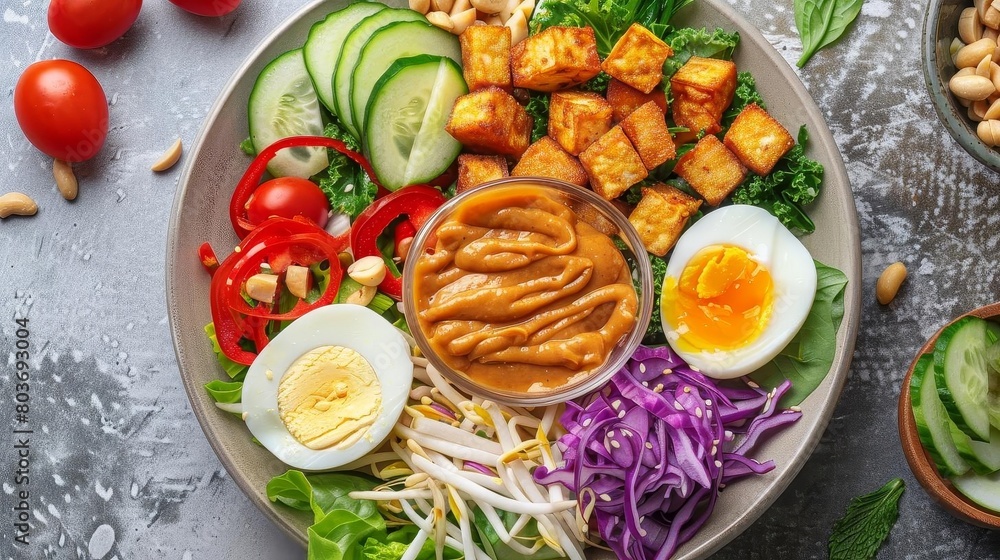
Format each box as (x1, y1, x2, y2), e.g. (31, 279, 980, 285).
(345, 285, 377, 306)
(950, 73, 996, 100)
(0, 193, 38, 218)
(978, 54, 993, 77)
(978, 119, 1000, 145)
(470, 0, 506, 14)
(426, 11, 454, 30)
(151, 138, 183, 172)
(285, 265, 311, 299)
(449, 0, 471, 16)
(347, 255, 387, 287)
(505, 9, 528, 45)
(451, 8, 476, 34)
(52, 158, 78, 201)
(956, 38, 997, 68)
(973, 98, 991, 120)
(245, 274, 279, 304)
(986, 6, 1000, 30)
(876, 262, 907, 305)
(431, 0, 454, 15)
(985, 97, 1000, 119)
(960, 7, 983, 43)
(409, 0, 430, 14)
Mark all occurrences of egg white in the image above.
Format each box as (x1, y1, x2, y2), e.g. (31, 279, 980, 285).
(661, 205, 817, 379)
(242, 304, 412, 470)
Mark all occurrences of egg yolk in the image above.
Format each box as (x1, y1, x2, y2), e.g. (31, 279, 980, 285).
(662, 245, 774, 352)
(277, 345, 382, 450)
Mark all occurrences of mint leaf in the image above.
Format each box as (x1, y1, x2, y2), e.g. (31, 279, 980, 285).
(828, 478, 905, 560)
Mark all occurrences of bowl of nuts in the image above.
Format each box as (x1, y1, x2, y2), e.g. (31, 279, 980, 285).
(924, 0, 1000, 172)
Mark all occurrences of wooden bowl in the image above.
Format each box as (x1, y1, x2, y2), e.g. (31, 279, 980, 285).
(898, 302, 1000, 529)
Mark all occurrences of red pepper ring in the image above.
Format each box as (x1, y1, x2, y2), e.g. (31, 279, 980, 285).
(229, 135, 384, 239)
(350, 185, 446, 300)
(208, 217, 347, 365)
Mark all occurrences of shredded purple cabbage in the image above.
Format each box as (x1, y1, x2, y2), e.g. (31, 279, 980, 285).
(534, 345, 801, 560)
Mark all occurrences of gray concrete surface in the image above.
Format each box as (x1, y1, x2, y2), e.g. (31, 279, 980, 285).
(1, 0, 999, 558)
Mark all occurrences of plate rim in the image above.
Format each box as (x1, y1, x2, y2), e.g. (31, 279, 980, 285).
(164, 0, 862, 556)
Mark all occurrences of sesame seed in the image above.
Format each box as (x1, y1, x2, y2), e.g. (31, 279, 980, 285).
(683, 386, 691, 393)
(714, 460, 723, 468)
(645, 442, 653, 449)
(610, 439, 621, 449)
(674, 402, 684, 411)
(639, 529, 648, 537)
(241, 411, 248, 421)
(612, 399, 622, 410)
(705, 399, 712, 406)
(689, 365, 700, 372)
(695, 407, 703, 418)
(639, 363, 646, 373)
(608, 430, 615, 437)
(663, 368, 672, 374)
(711, 445, 717, 455)
(600, 493, 611, 502)
(654, 383, 664, 393)
(582, 418, 592, 427)
(618, 410, 625, 418)
(747, 380, 760, 389)
(789, 405, 802, 412)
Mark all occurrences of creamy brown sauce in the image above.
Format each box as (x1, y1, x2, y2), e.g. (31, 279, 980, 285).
(411, 185, 638, 393)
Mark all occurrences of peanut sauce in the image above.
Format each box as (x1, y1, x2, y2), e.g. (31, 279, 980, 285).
(411, 185, 638, 393)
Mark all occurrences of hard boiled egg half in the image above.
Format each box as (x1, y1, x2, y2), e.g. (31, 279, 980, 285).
(660, 205, 817, 378)
(242, 304, 412, 470)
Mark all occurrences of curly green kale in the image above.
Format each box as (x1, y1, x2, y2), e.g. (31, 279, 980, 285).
(722, 72, 765, 128)
(525, 92, 551, 143)
(316, 122, 376, 220)
(663, 27, 740, 79)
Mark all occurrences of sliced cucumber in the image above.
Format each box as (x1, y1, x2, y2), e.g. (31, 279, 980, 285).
(332, 8, 425, 137)
(986, 326, 1000, 430)
(248, 49, 328, 178)
(303, 1, 386, 114)
(969, 427, 1000, 473)
(911, 354, 970, 477)
(935, 316, 992, 442)
(951, 470, 1000, 513)
(364, 55, 467, 191)
(350, 20, 461, 135)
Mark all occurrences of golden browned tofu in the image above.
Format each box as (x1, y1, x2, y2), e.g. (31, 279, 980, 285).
(511, 26, 601, 92)
(457, 154, 509, 193)
(511, 136, 588, 187)
(670, 56, 737, 134)
(619, 101, 675, 170)
(673, 134, 746, 206)
(571, 199, 620, 237)
(579, 126, 647, 200)
(723, 103, 794, 175)
(548, 90, 613, 156)
(606, 78, 667, 122)
(460, 25, 512, 92)
(629, 184, 701, 256)
(601, 23, 672, 94)
(445, 87, 533, 158)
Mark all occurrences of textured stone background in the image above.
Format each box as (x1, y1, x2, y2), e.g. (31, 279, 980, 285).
(2, 0, 1000, 558)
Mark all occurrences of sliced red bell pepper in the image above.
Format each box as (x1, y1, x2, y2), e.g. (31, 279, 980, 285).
(198, 242, 220, 275)
(229, 135, 384, 239)
(350, 185, 446, 300)
(209, 216, 348, 365)
(393, 219, 417, 258)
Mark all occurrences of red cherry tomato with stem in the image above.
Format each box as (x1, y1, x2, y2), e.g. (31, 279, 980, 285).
(246, 177, 331, 229)
(14, 60, 109, 162)
(168, 0, 241, 17)
(47, 0, 142, 49)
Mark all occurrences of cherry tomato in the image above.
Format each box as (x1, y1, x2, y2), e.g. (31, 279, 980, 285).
(246, 177, 330, 228)
(14, 60, 109, 162)
(168, 0, 241, 16)
(47, 0, 142, 49)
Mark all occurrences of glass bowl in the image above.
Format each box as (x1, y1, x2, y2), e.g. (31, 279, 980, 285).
(402, 177, 654, 406)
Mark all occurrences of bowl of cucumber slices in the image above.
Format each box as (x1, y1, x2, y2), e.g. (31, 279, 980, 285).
(899, 302, 1000, 529)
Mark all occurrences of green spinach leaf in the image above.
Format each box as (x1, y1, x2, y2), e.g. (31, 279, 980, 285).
(749, 261, 848, 406)
(829, 478, 905, 560)
(794, 0, 864, 68)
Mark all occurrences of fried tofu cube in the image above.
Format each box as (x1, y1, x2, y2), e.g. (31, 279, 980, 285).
(606, 78, 668, 122)
(601, 23, 673, 94)
(460, 25, 512, 92)
(548, 91, 613, 156)
(457, 154, 509, 193)
(672, 134, 746, 206)
(670, 56, 737, 134)
(628, 184, 701, 256)
(511, 136, 588, 187)
(579, 126, 647, 200)
(619, 101, 675, 170)
(511, 26, 601, 92)
(723, 103, 795, 175)
(445, 87, 532, 158)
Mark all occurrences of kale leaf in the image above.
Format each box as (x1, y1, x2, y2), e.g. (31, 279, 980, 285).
(525, 92, 551, 143)
(663, 26, 740, 79)
(317, 121, 377, 220)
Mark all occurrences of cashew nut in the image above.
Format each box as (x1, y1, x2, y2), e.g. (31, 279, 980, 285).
(52, 159, 78, 201)
(347, 255, 387, 287)
(345, 284, 377, 306)
(151, 138, 183, 172)
(876, 262, 907, 305)
(245, 273, 279, 304)
(0, 193, 38, 218)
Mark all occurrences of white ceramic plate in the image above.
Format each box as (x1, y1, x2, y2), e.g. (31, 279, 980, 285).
(166, 1, 861, 557)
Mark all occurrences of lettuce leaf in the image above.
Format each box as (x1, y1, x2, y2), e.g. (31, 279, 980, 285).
(749, 261, 848, 406)
(204, 322, 249, 380)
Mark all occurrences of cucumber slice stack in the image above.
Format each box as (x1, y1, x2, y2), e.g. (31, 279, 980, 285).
(911, 315, 1000, 513)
